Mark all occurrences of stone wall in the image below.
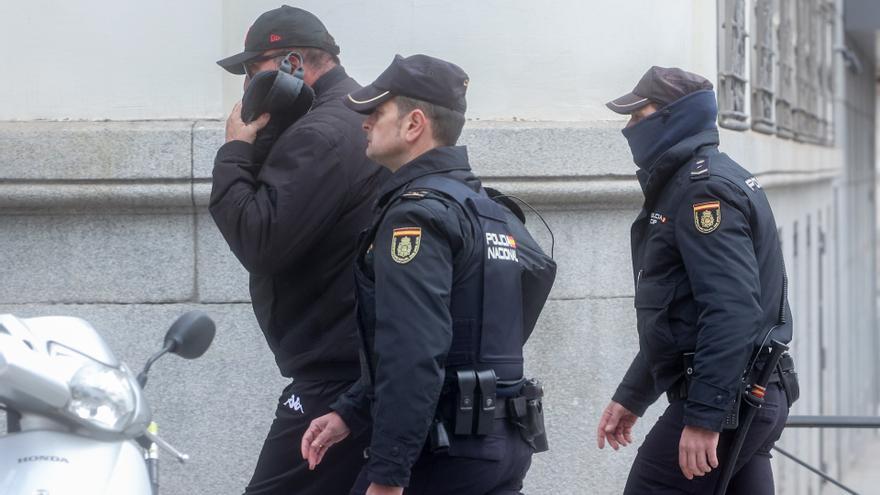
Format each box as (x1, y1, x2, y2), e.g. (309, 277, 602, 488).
(0, 110, 875, 493)
(0, 120, 664, 494)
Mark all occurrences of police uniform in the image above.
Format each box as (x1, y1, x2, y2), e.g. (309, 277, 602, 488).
(329, 55, 552, 495)
(606, 68, 795, 495)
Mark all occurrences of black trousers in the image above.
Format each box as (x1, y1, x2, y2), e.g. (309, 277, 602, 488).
(244, 379, 370, 495)
(349, 421, 533, 495)
(624, 383, 788, 495)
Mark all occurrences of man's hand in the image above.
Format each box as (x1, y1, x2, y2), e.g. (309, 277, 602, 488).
(678, 425, 720, 480)
(365, 483, 404, 495)
(596, 400, 638, 450)
(225, 101, 270, 144)
(300, 412, 351, 470)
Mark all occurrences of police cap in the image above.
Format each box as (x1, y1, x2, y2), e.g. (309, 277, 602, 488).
(606, 66, 713, 114)
(345, 54, 469, 115)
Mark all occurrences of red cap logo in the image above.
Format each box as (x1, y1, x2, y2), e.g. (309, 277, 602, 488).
(269, 34, 282, 43)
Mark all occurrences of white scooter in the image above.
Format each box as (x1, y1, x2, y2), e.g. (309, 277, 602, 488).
(0, 311, 216, 495)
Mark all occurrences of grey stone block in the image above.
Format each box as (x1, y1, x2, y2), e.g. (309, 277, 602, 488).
(190, 120, 647, 208)
(193, 121, 225, 179)
(193, 196, 641, 303)
(525, 208, 638, 300)
(461, 121, 634, 179)
(196, 211, 251, 303)
(0, 213, 195, 303)
(0, 122, 194, 181)
(193, 181, 212, 207)
(523, 297, 665, 494)
(192, 120, 637, 181)
(0, 302, 284, 495)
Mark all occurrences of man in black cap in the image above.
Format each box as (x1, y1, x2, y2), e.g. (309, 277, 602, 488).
(596, 66, 797, 494)
(210, 5, 385, 494)
(298, 54, 550, 495)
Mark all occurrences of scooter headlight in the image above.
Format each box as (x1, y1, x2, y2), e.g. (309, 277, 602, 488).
(65, 362, 136, 432)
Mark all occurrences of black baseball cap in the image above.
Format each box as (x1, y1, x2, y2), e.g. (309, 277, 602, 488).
(217, 5, 340, 75)
(606, 66, 714, 114)
(345, 54, 469, 115)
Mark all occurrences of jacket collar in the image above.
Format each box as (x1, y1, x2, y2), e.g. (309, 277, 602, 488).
(639, 128, 719, 204)
(377, 146, 471, 207)
(312, 65, 350, 102)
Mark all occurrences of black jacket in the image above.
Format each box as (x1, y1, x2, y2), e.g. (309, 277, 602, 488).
(333, 147, 507, 487)
(613, 123, 792, 432)
(210, 66, 386, 380)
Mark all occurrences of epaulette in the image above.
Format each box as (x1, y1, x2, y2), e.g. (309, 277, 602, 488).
(400, 189, 431, 200)
(689, 156, 711, 181)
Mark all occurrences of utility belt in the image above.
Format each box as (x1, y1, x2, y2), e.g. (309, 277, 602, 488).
(430, 369, 549, 453)
(666, 348, 799, 430)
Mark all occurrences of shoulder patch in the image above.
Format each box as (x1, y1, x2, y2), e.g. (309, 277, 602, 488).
(693, 201, 721, 234)
(745, 176, 762, 191)
(391, 227, 422, 263)
(401, 190, 430, 200)
(690, 158, 710, 181)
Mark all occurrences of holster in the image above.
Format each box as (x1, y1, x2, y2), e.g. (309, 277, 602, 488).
(777, 353, 799, 408)
(507, 378, 549, 453)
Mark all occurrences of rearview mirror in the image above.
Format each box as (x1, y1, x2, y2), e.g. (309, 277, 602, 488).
(163, 311, 215, 360)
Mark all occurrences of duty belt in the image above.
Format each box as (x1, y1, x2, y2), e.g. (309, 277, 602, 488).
(666, 351, 794, 403)
(432, 371, 548, 453)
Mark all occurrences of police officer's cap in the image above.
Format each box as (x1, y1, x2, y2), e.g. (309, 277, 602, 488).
(607, 66, 713, 114)
(345, 54, 469, 115)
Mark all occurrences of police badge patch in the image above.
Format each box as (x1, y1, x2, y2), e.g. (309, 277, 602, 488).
(391, 227, 422, 264)
(693, 201, 721, 234)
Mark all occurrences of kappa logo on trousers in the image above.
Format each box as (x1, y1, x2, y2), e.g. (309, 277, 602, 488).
(284, 392, 305, 414)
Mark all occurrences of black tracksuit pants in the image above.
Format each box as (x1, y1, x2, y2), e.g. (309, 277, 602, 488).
(244, 379, 369, 495)
(623, 383, 788, 494)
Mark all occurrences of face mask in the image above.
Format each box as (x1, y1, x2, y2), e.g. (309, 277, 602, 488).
(620, 90, 719, 170)
(242, 52, 315, 162)
(621, 109, 671, 170)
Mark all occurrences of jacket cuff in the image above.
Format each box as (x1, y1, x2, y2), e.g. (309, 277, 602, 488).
(682, 377, 736, 432)
(365, 446, 411, 488)
(329, 395, 371, 437)
(612, 386, 651, 417)
(682, 402, 726, 432)
(216, 140, 254, 161)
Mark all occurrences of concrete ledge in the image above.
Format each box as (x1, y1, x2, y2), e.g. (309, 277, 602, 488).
(191, 120, 635, 179)
(193, 176, 643, 208)
(756, 170, 838, 189)
(0, 121, 194, 180)
(0, 120, 842, 212)
(0, 182, 194, 211)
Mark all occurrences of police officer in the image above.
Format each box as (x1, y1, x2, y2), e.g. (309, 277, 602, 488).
(299, 54, 550, 495)
(596, 67, 796, 494)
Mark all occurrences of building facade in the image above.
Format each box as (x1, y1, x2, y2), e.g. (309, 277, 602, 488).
(0, 0, 877, 493)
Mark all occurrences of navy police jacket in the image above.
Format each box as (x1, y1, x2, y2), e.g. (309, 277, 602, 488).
(332, 146, 532, 486)
(612, 93, 792, 432)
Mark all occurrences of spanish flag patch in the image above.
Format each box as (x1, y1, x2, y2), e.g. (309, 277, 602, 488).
(693, 201, 721, 234)
(391, 227, 422, 264)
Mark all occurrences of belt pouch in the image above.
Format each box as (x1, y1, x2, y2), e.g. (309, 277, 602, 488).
(455, 370, 477, 435)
